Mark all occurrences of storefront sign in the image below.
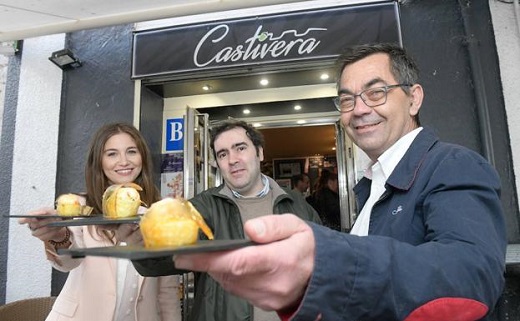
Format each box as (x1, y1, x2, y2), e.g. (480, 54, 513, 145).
(165, 118, 184, 152)
(132, 2, 400, 78)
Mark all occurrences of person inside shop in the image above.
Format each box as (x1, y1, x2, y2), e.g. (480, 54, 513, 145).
(291, 173, 310, 198)
(305, 169, 331, 205)
(169, 43, 507, 320)
(118, 119, 321, 321)
(307, 170, 341, 231)
(19, 122, 181, 321)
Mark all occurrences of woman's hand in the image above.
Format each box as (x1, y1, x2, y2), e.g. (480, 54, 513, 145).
(100, 223, 143, 245)
(18, 207, 69, 243)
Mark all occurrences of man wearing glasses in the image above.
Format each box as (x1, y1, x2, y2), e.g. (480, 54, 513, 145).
(172, 43, 507, 320)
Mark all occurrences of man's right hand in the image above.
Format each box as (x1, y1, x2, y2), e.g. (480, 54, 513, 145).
(174, 214, 315, 312)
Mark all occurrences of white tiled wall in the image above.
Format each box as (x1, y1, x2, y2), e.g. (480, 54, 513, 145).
(0, 54, 8, 139)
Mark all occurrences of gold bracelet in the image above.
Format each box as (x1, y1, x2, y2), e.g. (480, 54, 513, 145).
(48, 228, 71, 247)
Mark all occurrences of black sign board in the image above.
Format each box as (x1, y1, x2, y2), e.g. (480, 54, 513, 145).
(132, 2, 400, 79)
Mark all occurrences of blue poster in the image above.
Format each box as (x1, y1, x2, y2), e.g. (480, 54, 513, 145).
(165, 118, 184, 152)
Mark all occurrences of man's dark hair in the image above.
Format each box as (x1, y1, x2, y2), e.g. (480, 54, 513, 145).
(335, 43, 421, 125)
(291, 174, 308, 187)
(209, 119, 265, 159)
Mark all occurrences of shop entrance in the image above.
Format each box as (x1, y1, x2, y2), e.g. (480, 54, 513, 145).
(196, 96, 357, 231)
(138, 67, 359, 230)
(135, 58, 364, 321)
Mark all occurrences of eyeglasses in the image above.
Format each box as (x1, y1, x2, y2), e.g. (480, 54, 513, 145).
(333, 84, 412, 113)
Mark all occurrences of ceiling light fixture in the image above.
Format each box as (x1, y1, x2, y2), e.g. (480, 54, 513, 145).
(253, 123, 262, 127)
(202, 84, 212, 91)
(48, 49, 82, 70)
(320, 73, 330, 80)
(297, 120, 306, 124)
(294, 105, 302, 111)
(243, 109, 251, 114)
(259, 78, 269, 86)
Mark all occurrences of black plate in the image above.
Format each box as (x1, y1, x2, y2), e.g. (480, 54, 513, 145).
(3, 214, 96, 219)
(46, 215, 141, 227)
(57, 239, 256, 260)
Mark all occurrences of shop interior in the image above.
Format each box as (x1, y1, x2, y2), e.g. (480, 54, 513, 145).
(152, 66, 343, 194)
(198, 101, 339, 194)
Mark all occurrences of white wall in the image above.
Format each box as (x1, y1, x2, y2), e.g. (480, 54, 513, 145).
(489, 0, 520, 212)
(0, 54, 8, 139)
(6, 34, 65, 302)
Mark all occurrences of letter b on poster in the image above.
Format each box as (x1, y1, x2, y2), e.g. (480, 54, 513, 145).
(166, 118, 184, 152)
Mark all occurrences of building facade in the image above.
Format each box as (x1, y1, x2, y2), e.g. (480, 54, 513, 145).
(1, 0, 519, 318)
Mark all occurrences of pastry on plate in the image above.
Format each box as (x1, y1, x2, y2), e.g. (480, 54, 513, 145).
(140, 197, 214, 248)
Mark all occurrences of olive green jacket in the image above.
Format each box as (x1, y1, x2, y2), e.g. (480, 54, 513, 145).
(132, 177, 321, 321)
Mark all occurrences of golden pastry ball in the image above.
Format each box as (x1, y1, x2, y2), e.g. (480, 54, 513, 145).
(140, 198, 214, 248)
(56, 193, 82, 216)
(102, 183, 142, 218)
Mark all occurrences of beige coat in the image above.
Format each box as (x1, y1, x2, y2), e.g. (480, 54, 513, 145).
(44, 225, 181, 321)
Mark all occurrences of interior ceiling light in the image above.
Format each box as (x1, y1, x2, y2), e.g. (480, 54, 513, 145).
(202, 84, 212, 91)
(259, 78, 269, 86)
(253, 123, 262, 127)
(243, 109, 251, 114)
(297, 120, 306, 124)
(294, 105, 302, 111)
(332, 147, 336, 150)
(48, 49, 82, 70)
(320, 73, 330, 80)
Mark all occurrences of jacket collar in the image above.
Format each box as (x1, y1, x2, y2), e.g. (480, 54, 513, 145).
(211, 176, 290, 201)
(354, 126, 439, 201)
(385, 126, 439, 191)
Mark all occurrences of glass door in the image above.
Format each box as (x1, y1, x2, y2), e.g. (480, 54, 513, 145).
(335, 120, 356, 231)
(183, 106, 211, 199)
(181, 106, 211, 321)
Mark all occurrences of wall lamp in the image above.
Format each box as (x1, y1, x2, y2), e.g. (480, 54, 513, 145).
(49, 49, 82, 70)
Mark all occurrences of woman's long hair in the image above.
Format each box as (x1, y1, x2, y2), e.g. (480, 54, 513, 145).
(84, 122, 160, 242)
